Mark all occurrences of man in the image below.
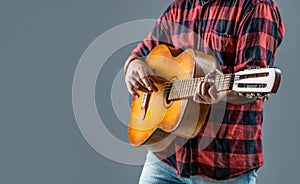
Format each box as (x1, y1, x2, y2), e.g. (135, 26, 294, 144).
(124, 0, 285, 183)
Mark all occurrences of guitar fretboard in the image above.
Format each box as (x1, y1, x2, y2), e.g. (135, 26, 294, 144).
(168, 73, 233, 100)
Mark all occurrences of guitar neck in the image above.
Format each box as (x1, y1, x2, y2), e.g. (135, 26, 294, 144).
(168, 73, 234, 101)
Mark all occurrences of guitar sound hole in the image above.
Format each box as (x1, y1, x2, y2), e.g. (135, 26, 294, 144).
(166, 94, 172, 105)
(164, 82, 173, 107)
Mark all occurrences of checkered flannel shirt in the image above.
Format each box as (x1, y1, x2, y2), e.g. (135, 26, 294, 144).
(131, 0, 285, 180)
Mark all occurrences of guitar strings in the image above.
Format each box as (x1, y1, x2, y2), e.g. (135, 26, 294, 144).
(163, 76, 239, 99)
(139, 72, 264, 97)
(160, 76, 235, 91)
(160, 84, 231, 93)
(149, 73, 247, 86)
(151, 75, 232, 85)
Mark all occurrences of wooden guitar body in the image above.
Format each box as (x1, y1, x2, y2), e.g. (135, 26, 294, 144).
(128, 45, 216, 152)
(127, 45, 281, 152)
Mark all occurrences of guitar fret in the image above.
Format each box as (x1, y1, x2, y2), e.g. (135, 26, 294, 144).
(173, 81, 176, 100)
(183, 80, 185, 98)
(185, 80, 189, 98)
(180, 80, 183, 98)
(186, 80, 189, 98)
(194, 78, 198, 96)
(188, 79, 192, 97)
(184, 80, 186, 98)
(216, 75, 220, 92)
(175, 82, 179, 99)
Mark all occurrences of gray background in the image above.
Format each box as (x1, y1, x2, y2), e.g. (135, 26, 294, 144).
(1, 0, 299, 183)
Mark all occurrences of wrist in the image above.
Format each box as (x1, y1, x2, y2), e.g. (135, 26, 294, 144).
(124, 56, 142, 76)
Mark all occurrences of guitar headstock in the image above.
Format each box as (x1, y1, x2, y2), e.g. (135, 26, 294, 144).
(232, 68, 281, 98)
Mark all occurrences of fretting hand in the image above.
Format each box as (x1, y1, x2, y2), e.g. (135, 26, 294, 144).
(193, 69, 227, 104)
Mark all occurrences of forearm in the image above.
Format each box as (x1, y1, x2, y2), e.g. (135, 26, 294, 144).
(225, 90, 257, 105)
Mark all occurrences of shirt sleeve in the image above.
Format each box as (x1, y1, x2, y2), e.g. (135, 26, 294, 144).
(234, 1, 285, 72)
(131, 5, 174, 57)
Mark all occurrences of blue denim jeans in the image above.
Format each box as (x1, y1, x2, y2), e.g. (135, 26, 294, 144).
(139, 151, 257, 184)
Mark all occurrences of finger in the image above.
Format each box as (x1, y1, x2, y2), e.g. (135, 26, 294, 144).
(207, 69, 221, 77)
(128, 72, 152, 93)
(126, 82, 139, 98)
(148, 75, 168, 92)
(201, 82, 215, 104)
(130, 77, 145, 91)
(131, 77, 141, 90)
(193, 92, 206, 104)
(205, 69, 215, 79)
(201, 80, 211, 98)
(193, 93, 202, 103)
(132, 73, 149, 89)
(133, 82, 151, 93)
(206, 69, 223, 85)
(195, 81, 211, 104)
(130, 79, 151, 94)
(138, 69, 155, 91)
(130, 72, 144, 88)
(141, 76, 154, 91)
(208, 86, 218, 101)
(193, 92, 211, 104)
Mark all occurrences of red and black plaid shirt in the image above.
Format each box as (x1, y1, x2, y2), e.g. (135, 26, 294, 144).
(131, 0, 285, 180)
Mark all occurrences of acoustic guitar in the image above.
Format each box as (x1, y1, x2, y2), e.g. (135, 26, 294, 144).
(127, 44, 281, 152)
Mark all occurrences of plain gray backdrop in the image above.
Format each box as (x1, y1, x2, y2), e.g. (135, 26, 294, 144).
(1, 0, 299, 183)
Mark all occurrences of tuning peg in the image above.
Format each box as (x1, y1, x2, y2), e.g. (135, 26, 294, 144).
(245, 93, 255, 99)
(256, 93, 264, 99)
(238, 92, 266, 99)
(264, 94, 270, 100)
(256, 93, 270, 100)
(238, 92, 245, 97)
